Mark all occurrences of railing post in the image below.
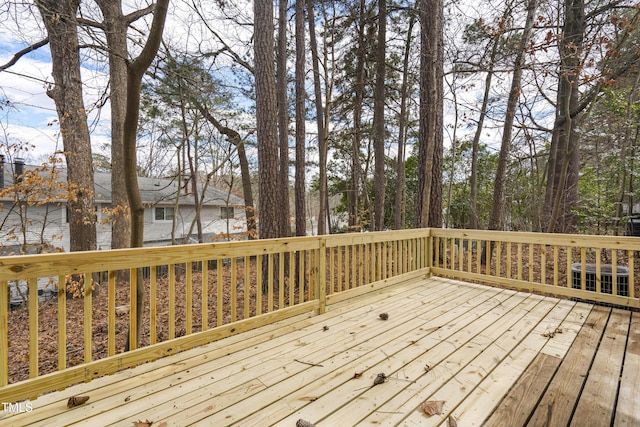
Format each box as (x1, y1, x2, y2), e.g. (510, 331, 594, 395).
(426, 229, 433, 276)
(316, 237, 327, 314)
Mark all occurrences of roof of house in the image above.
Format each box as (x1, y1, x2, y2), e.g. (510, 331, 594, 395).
(0, 160, 244, 207)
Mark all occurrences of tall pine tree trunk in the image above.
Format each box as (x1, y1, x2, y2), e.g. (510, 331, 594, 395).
(372, 0, 387, 231)
(295, 0, 306, 237)
(415, 0, 443, 229)
(394, 14, 414, 230)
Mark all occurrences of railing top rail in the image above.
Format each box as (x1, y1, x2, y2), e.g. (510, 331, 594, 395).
(430, 228, 640, 250)
(0, 230, 431, 281)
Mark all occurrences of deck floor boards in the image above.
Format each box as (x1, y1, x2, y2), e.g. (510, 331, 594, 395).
(2, 276, 638, 426)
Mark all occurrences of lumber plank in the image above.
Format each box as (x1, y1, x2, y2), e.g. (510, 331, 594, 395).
(399, 299, 577, 426)
(482, 353, 562, 427)
(447, 301, 590, 427)
(527, 306, 610, 427)
(154, 282, 497, 426)
(305, 292, 550, 427)
(570, 309, 630, 427)
(614, 311, 640, 426)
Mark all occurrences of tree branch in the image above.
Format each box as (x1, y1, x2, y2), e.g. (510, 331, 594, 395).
(125, 3, 155, 25)
(0, 38, 49, 72)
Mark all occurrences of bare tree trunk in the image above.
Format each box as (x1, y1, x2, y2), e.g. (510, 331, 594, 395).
(394, 14, 414, 230)
(95, 0, 133, 251)
(277, 0, 290, 237)
(372, 0, 387, 231)
(545, 0, 584, 233)
(351, 0, 367, 231)
(295, 0, 306, 237)
(36, 0, 97, 252)
(415, 0, 443, 229)
(121, 0, 168, 350)
(255, 0, 280, 240)
(308, 0, 327, 235)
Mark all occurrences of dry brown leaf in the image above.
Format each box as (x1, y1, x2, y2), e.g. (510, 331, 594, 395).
(67, 395, 89, 408)
(352, 371, 363, 379)
(421, 400, 445, 416)
(296, 419, 316, 427)
(379, 312, 389, 320)
(132, 420, 153, 427)
(448, 415, 458, 427)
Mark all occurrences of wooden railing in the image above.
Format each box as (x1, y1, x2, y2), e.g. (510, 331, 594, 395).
(0, 229, 429, 401)
(4, 227, 639, 402)
(430, 229, 640, 309)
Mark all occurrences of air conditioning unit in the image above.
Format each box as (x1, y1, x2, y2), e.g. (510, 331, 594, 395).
(571, 263, 629, 297)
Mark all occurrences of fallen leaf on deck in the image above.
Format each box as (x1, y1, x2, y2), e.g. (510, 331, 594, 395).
(67, 395, 90, 408)
(352, 371, 363, 379)
(448, 415, 458, 426)
(421, 400, 445, 416)
(296, 419, 316, 427)
(379, 312, 389, 320)
(132, 420, 153, 427)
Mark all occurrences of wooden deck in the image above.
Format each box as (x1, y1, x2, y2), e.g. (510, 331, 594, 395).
(2, 276, 638, 426)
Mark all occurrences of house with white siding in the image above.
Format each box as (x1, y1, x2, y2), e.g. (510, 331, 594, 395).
(0, 157, 247, 254)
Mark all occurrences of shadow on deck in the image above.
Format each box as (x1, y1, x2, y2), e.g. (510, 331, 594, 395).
(1, 275, 638, 426)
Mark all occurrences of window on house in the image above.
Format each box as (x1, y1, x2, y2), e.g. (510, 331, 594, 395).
(220, 206, 234, 219)
(155, 207, 175, 221)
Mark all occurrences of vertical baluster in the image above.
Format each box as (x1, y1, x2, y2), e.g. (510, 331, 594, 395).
(359, 244, 364, 285)
(496, 241, 502, 277)
(300, 251, 306, 302)
(256, 255, 263, 315)
(352, 244, 357, 286)
(553, 246, 559, 287)
(517, 243, 523, 280)
(566, 246, 572, 289)
(28, 277, 38, 377)
(506, 242, 512, 279)
(288, 251, 294, 306)
(186, 263, 193, 335)
(58, 274, 67, 368)
(0, 279, 7, 385)
(376, 242, 382, 281)
(202, 260, 208, 331)
(485, 242, 491, 275)
(83, 273, 92, 363)
(541, 244, 546, 285)
(347, 245, 353, 287)
(130, 269, 138, 349)
(596, 248, 602, 293)
(231, 257, 237, 320)
(628, 250, 635, 299)
(217, 259, 224, 323)
(268, 254, 274, 312)
(528, 244, 534, 282)
(337, 246, 343, 292)
(168, 264, 175, 340)
(580, 247, 586, 291)
(279, 252, 285, 309)
(246, 256, 252, 317)
(149, 267, 157, 344)
(612, 250, 618, 296)
(108, 271, 116, 353)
